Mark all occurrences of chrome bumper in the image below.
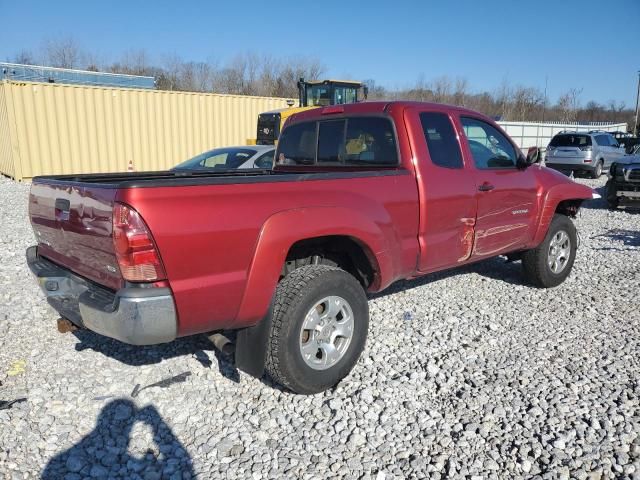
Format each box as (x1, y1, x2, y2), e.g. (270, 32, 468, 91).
(26, 246, 177, 345)
(617, 191, 640, 198)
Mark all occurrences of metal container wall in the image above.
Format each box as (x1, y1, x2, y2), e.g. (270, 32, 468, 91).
(0, 81, 294, 180)
(0, 82, 17, 178)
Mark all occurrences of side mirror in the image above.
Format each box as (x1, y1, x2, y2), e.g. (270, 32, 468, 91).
(519, 146, 541, 168)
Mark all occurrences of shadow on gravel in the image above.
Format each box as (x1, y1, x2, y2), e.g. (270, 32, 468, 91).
(73, 331, 240, 383)
(591, 228, 640, 250)
(370, 256, 524, 300)
(42, 399, 195, 479)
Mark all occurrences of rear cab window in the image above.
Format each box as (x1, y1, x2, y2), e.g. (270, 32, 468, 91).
(277, 116, 398, 167)
(419, 112, 464, 169)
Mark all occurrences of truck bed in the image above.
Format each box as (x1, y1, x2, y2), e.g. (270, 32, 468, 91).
(33, 167, 402, 188)
(29, 166, 417, 336)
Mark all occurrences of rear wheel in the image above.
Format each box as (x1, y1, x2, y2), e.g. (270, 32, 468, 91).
(522, 214, 577, 288)
(591, 160, 603, 179)
(265, 265, 369, 394)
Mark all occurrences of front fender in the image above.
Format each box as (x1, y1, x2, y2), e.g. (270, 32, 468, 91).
(233, 206, 394, 328)
(531, 181, 594, 246)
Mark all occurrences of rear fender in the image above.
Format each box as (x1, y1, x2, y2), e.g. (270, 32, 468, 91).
(234, 206, 391, 329)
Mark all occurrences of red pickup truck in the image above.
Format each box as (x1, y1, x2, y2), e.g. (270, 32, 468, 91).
(27, 101, 595, 394)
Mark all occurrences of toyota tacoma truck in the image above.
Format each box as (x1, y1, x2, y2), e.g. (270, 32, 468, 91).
(27, 101, 596, 394)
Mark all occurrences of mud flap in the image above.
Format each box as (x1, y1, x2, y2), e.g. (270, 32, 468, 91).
(234, 303, 273, 378)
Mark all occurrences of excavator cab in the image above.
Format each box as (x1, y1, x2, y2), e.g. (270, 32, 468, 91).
(255, 79, 367, 145)
(299, 79, 367, 107)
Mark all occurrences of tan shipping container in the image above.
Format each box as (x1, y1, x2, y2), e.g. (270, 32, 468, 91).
(0, 80, 295, 180)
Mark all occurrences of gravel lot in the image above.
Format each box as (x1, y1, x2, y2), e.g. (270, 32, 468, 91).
(0, 174, 638, 479)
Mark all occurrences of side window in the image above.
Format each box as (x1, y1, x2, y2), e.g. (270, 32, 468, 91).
(419, 112, 463, 169)
(344, 117, 398, 165)
(201, 153, 227, 168)
(318, 120, 346, 163)
(277, 122, 317, 165)
(595, 135, 609, 146)
(254, 151, 274, 169)
(461, 117, 517, 169)
(607, 135, 618, 147)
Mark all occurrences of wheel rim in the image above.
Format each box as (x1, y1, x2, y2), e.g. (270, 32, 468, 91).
(299, 296, 354, 371)
(596, 163, 602, 176)
(547, 230, 571, 274)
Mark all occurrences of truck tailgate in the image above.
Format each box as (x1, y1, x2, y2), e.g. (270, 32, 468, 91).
(29, 182, 123, 291)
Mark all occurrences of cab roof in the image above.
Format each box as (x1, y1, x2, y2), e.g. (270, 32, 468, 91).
(304, 79, 363, 86)
(287, 101, 496, 125)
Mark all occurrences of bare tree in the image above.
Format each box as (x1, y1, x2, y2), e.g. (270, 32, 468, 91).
(430, 76, 452, 103)
(512, 86, 544, 121)
(13, 50, 37, 65)
(42, 37, 83, 69)
(557, 88, 583, 123)
(453, 77, 468, 106)
(496, 79, 514, 120)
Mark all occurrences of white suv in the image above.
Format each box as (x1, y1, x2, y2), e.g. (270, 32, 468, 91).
(545, 131, 625, 178)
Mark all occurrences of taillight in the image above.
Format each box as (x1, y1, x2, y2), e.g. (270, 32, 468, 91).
(112, 203, 167, 282)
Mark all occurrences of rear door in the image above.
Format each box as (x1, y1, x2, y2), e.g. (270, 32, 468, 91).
(595, 135, 612, 167)
(457, 116, 538, 258)
(606, 134, 624, 167)
(404, 106, 478, 272)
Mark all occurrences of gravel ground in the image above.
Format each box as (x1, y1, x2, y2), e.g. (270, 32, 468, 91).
(0, 174, 639, 479)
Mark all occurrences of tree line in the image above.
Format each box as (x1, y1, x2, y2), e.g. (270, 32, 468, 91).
(9, 38, 635, 128)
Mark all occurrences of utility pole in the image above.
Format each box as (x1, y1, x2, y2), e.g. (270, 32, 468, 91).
(635, 70, 640, 136)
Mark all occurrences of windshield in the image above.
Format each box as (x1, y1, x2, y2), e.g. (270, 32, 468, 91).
(173, 147, 257, 170)
(306, 85, 359, 107)
(550, 134, 592, 147)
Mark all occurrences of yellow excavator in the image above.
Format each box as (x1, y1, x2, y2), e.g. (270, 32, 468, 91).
(252, 78, 368, 145)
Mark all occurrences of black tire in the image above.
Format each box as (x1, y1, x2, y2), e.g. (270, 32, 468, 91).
(522, 214, 577, 288)
(605, 180, 619, 210)
(591, 160, 603, 179)
(265, 265, 369, 394)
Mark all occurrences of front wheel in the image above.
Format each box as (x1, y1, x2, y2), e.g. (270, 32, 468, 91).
(265, 265, 369, 394)
(522, 214, 577, 288)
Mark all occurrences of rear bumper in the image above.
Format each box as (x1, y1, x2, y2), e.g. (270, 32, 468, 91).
(545, 162, 595, 173)
(26, 246, 177, 345)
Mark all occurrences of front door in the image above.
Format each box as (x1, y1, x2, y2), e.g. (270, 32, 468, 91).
(458, 116, 538, 258)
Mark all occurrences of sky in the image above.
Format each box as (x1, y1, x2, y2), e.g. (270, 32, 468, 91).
(1, 0, 639, 106)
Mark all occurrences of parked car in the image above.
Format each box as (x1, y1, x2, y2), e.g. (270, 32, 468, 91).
(26, 101, 595, 394)
(173, 145, 275, 170)
(545, 131, 625, 178)
(611, 131, 639, 154)
(606, 143, 640, 209)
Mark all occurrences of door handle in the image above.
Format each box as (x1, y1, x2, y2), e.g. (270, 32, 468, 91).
(478, 182, 495, 192)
